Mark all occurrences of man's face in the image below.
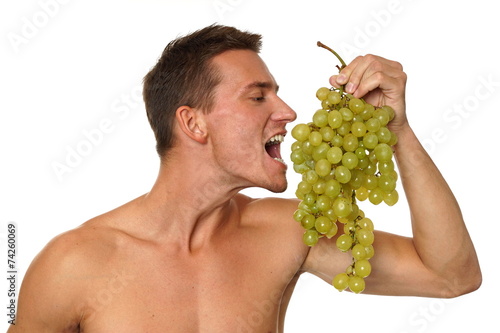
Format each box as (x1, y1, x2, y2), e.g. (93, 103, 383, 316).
(205, 49, 297, 193)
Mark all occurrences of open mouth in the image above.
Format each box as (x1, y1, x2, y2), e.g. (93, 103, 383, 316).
(265, 134, 286, 165)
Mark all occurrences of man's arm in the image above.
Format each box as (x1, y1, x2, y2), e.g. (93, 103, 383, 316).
(301, 54, 481, 297)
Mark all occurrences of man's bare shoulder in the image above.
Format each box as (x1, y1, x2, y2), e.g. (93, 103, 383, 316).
(235, 193, 299, 214)
(234, 194, 305, 242)
(21, 213, 132, 299)
(10, 216, 119, 331)
(234, 194, 298, 223)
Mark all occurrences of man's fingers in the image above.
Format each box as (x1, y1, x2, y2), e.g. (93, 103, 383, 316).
(329, 54, 405, 99)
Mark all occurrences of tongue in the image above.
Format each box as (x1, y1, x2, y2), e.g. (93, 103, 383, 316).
(266, 143, 281, 159)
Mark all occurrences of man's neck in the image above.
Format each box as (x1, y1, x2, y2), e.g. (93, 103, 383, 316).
(139, 159, 242, 252)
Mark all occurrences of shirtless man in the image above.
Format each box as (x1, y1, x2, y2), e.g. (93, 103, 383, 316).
(9, 24, 481, 332)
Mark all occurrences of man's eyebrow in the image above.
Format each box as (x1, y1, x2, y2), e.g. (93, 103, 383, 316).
(241, 81, 280, 93)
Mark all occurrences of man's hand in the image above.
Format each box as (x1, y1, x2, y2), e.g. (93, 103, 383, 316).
(329, 54, 408, 134)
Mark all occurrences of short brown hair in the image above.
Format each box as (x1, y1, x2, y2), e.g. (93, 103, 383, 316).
(143, 24, 262, 158)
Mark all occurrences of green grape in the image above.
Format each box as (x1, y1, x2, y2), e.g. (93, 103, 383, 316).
(334, 165, 351, 183)
(315, 159, 331, 177)
(321, 99, 329, 110)
(342, 133, 358, 152)
(341, 152, 359, 169)
(316, 87, 330, 101)
(360, 104, 374, 120)
(365, 117, 381, 132)
(324, 208, 338, 221)
(351, 243, 367, 261)
(313, 109, 329, 127)
(290, 149, 305, 164)
(337, 121, 351, 136)
(378, 174, 397, 193)
(355, 186, 369, 201)
(357, 157, 369, 169)
(378, 160, 395, 174)
(369, 187, 384, 205)
(354, 259, 372, 278)
(325, 221, 338, 239)
(356, 229, 375, 247)
(363, 132, 379, 149)
(301, 214, 315, 229)
(333, 273, 350, 291)
(363, 174, 378, 190)
(384, 189, 399, 206)
(377, 127, 392, 143)
(332, 197, 352, 217)
(293, 209, 308, 223)
(364, 162, 377, 175)
(291, 42, 401, 294)
(291, 123, 311, 141)
(327, 90, 342, 105)
(303, 229, 319, 247)
(373, 108, 390, 126)
(354, 147, 367, 159)
(343, 221, 355, 234)
(328, 110, 343, 128)
(348, 276, 365, 293)
(336, 234, 353, 252)
(387, 131, 398, 146)
(293, 163, 310, 174)
(357, 217, 374, 231)
(374, 143, 393, 162)
(309, 131, 323, 146)
(333, 197, 352, 218)
(382, 105, 395, 121)
(312, 142, 330, 161)
(291, 141, 302, 151)
(316, 195, 332, 212)
(301, 140, 313, 155)
(312, 180, 326, 194)
(327, 146, 343, 164)
(330, 134, 343, 147)
(303, 192, 317, 206)
(351, 121, 367, 137)
(305, 170, 319, 184)
(349, 169, 365, 189)
(339, 107, 353, 121)
(348, 98, 365, 114)
(364, 245, 375, 259)
(324, 179, 341, 198)
(320, 126, 335, 142)
(315, 215, 333, 234)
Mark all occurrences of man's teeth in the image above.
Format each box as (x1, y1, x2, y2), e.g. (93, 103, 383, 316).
(266, 134, 284, 145)
(274, 157, 286, 165)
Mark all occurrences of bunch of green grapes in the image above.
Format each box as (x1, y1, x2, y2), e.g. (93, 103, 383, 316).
(291, 42, 399, 293)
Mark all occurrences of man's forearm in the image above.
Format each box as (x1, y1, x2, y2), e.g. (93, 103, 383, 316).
(393, 123, 481, 295)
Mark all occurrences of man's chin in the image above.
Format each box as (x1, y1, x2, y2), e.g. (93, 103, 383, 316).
(265, 180, 288, 194)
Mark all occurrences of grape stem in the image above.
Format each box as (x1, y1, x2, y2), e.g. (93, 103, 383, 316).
(317, 41, 347, 94)
(317, 41, 347, 70)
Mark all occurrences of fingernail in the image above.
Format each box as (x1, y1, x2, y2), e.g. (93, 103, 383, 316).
(345, 82, 355, 93)
(337, 74, 347, 84)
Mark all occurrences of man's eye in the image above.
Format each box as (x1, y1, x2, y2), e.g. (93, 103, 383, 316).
(252, 96, 265, 102)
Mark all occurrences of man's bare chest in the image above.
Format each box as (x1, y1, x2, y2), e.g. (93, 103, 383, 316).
(78, 246, 297, 332)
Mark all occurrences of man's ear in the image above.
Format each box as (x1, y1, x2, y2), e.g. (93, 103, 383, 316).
(175, 106, 208, 144)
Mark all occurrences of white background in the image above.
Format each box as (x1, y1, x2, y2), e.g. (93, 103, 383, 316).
(1, 0, 499, 332)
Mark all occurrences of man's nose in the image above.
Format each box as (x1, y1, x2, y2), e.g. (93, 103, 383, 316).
(273, 97, 297, 123)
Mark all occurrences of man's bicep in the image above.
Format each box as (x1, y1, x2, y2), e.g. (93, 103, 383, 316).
(362, 230, 450, 297)
(300, 228, 449, 297)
